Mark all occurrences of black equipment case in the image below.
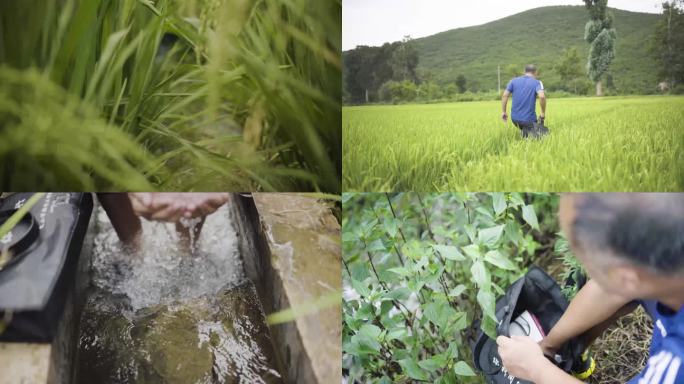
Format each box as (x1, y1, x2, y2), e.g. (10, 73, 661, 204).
(0, 193, 93, 342)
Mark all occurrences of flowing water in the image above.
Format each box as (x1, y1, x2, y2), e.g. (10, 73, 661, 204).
(73, 207, 283, 384)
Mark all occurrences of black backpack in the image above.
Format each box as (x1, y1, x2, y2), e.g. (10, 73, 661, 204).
(530, 117, 549, 138)
(471, 266, 585, 384)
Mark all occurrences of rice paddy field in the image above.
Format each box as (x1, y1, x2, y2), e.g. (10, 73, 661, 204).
(342, 96, 684, 192)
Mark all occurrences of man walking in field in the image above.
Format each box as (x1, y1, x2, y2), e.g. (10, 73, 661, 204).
(501, 64, 546, 138)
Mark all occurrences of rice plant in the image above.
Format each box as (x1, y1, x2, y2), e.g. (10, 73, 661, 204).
(0, 0, 341, 192)
(342, 96, 684, 192)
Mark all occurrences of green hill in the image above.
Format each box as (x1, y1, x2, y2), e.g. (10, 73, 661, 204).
(412, 6, 660, 93)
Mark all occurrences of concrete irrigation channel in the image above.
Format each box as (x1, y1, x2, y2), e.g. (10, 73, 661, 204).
(0, 193, 341, 384)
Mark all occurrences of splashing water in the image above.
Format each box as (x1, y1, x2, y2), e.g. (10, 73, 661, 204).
(76, 206, 283, 384)
(91, 206, 244, 311)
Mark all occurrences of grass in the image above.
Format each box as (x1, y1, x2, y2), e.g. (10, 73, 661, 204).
(0, 0, 341, 192)
(342, 96, 684, 191)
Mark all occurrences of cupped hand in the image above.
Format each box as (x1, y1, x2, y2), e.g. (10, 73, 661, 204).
(129, 193, 229, 222)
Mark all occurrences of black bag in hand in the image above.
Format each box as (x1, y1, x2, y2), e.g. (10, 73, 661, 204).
(471, 266, 585, 384)
(529, 117, 549, 139)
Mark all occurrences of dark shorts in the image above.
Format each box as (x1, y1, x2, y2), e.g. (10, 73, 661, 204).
(512, 120, 534, 138)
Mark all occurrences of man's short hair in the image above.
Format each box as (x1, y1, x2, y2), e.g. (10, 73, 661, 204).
(570, 193, 684, 274)
(525, 64, 537, 73)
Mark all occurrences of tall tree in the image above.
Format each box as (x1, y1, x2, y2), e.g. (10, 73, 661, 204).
(651, 1, 684, 88)
(455, 74, 467, 93)
(390, 36, 419, 82)
(343, 46, 377, 103)
(556, 47, 584, 94)
(583, 0, 617, 96)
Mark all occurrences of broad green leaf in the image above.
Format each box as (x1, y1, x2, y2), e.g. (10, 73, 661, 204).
(386, 327, 408, 341)
(384, 287, 412, 301)
(464, 224, 477, 242)
(387, 267, 411, 277)
(462, 244, 481, 260)
(522, 205, 540, 230)
(341, 231, 356, 243)
(398, 358, 429, 381)
(379, 300, 393, 316)
(504, 220, 523, 244)
(470, 259, 489, 288)
(384, 217, 398, 237)
(418, 358, 442, 372)
(366, 239, 386, 252)
(484, 250, 517, 270)
(478, 224, 505, 247)
(430, 352, 450, 367)
(475, 206, 494, 219)
(448, 284, 467, 297)
(423, 300, 457, 329)
(509, 193, 525, 207)
(351, 279, 370, 297)
(349, 330, 382, 355)
(477, 288, 497, 322)
(359, 323, 382, 339)
(350, 263, 370, 282)
(452, 311, 468, 331)
(446, 342, 460, 359)
(454, 361, 476, 376)
(492, 193, 507, 215)
(433, 244, 465, 261)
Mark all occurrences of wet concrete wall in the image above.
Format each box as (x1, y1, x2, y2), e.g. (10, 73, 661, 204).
(230, 193, 342, 384)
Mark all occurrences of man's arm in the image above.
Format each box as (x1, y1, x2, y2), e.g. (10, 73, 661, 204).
(97, 193, 142, 246)
(540, 279, 634, 354)
(501, 89, 511, 121)
(537, 90, 546, 118)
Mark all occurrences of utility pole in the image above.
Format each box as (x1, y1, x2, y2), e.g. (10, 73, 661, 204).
(498, 64, 501, 95)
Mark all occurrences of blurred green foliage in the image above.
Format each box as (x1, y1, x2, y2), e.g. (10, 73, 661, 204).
(0, 0, 340, 191)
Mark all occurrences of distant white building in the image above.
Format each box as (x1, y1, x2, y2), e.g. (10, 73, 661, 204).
(657, 82, 670, 92)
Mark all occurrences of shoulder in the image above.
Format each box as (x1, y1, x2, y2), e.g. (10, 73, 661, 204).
(634, 340, 684, 384)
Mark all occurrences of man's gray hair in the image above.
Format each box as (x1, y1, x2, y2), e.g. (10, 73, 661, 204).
(570, 193, 684, 274)
(525, 64, 537, 73)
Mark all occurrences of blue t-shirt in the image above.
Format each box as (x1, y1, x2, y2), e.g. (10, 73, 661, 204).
(627, 300, 684, 384)
(505, 75, 544, 123)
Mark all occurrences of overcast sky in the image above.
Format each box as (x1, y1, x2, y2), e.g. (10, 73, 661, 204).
(343, 0, 662, 50)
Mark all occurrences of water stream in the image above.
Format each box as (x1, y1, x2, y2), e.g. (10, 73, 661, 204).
(73, 207, 282, 384)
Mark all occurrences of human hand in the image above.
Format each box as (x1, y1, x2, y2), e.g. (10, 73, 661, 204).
(182, 193, 230, 218)
(502, 113, 508, 122)
(129, 193, 229, 222)
(496, 335, 547, 381)
(539, 338, 558, 357)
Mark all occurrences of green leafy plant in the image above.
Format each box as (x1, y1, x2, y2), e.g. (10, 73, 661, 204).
(342, 193, 554, 383)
